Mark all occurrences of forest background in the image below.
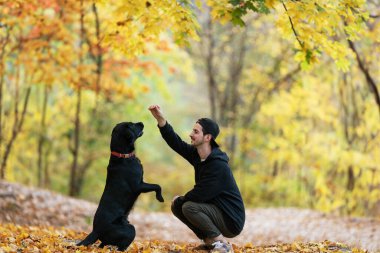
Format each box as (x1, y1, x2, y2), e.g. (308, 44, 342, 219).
(0, 0, 379, 219)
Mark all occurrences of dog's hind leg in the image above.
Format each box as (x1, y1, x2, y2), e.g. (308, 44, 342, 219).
(77, 231, 99, 246)
(116, 224, 136, 251)
(102, 223, 135, 251)
(138, 182, 164, 202)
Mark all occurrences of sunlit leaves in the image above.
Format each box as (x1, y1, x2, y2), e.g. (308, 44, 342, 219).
(228, 0, 270, 26)
(95, 0, 200, 58)
(254, 65, 380, 216)
(207, 0, 269, 26)
(0, 0, 197, 191)
(0, 0, 193, 94)
(274, 0, 367, 70)
(0, 224, 368, 253)
(206, 0, 369, 70)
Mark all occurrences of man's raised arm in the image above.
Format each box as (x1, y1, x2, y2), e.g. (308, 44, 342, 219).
(148, 105, 167, 127)
(148, 104, 195, 164)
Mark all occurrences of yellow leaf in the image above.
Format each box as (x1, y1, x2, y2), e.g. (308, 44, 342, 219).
(244, 242, 254, 248)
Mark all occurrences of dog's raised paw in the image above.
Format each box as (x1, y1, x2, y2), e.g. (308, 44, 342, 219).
(156, 193, 164, 202)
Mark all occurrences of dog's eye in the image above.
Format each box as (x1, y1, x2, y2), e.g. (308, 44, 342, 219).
(124, 129, 133, 139)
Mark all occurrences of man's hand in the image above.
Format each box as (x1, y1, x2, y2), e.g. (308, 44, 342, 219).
(148, 105, 167, 127)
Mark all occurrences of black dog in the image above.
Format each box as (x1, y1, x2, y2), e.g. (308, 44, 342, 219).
(77, 122, 164, 251)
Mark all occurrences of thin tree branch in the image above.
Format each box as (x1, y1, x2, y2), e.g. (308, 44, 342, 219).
(347, 39, 380, 117)
(282, 1, 304, 49)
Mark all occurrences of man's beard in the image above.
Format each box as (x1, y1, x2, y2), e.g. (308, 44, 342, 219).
(190, 138, 204, 147)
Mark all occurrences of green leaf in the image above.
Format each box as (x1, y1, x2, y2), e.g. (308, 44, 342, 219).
(305, 49, 313, 64)
(315, 3, 325, 12)
(230, 0, 241, 6)
(231, 16, 246, 26)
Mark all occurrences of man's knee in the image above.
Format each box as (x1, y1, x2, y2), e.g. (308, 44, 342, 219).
(171, 198, 184, 217)
(182, 201, 199, 218)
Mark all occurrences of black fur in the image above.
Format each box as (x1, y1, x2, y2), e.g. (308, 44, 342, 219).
(77, 122, 164, 251)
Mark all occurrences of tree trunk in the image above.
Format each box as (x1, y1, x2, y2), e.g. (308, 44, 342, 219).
(92, 3, 102, 112)
(37, 85, 49, 187)
(0, 87, 31, 178)
(69, 0, 92, 196)
(347, 165, 355, 191)
(205, 14, 217, 120)
(43, 147, 51, 187)
(74, 2, 103, 193)
(68, 1, 104, 196)
(0, 28, 10, 153)
(69, 86, 81, 196)
(0, 70, 4, 154)
(225, 27, 248, 164)
(272, 161, 279, 177)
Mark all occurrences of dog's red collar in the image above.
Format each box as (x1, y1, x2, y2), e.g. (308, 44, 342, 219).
(111, 151, 135, 158)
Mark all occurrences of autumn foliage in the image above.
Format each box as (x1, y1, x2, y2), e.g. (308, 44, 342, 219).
(0, 223, 370, 253)
(0, 0, 379, 235)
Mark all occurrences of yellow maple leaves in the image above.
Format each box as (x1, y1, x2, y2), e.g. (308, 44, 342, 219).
(97, 0, 199, 58)
(279, 0, 368, 70)
(205, 0, 369, 71)
(207, 0, 234, 24)
(0, 223, 369, 253)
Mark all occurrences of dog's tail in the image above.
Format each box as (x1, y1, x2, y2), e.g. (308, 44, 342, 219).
(77, 231, 99, 246)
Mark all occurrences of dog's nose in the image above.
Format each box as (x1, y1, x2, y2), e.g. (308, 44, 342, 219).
(137, 122, 144, 128)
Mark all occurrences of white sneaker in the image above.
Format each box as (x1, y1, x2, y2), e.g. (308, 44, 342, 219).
(210, 241, 234, 253)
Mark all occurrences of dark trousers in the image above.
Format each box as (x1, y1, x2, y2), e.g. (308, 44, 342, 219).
(171, 199, 235, 240)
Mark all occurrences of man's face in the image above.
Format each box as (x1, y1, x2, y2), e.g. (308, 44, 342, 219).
(190, 123, 209, 147)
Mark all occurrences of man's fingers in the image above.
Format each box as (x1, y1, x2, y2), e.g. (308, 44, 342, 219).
(148, 105, 160, 111)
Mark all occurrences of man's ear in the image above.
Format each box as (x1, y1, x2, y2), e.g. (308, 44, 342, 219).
(204, 134, 212, 142)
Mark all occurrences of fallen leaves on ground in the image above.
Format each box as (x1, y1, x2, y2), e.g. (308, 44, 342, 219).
(0, 223, 369, 253)
(1, 181, 379, 252)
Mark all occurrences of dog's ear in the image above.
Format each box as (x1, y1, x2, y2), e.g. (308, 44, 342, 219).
(124, 128, 133, 141)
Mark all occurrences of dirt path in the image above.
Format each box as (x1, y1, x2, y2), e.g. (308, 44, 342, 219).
(1, 181, 379, 252)
(130, 209, 380, 252)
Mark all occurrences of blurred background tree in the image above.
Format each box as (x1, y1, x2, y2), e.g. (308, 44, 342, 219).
(0, 0, 379, 217)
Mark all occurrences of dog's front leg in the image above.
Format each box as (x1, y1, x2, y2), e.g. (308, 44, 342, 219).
(138, 183, 164, 202)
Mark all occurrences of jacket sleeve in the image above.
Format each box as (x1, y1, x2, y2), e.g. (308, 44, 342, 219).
(183, 163, 226, 202)
(159, 122, 196, 164)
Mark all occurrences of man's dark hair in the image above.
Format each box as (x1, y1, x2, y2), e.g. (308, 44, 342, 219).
(196, 118, 220, 148)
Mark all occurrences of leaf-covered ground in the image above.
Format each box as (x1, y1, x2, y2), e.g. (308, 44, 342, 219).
(0, 223, 368, 253)
(0, 181, 379, 252)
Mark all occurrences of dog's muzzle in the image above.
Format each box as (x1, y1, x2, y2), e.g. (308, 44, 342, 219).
(136, 122, 144, 137)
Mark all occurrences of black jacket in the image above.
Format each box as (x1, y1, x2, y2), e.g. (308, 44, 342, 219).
(159, 122, 245, 235)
